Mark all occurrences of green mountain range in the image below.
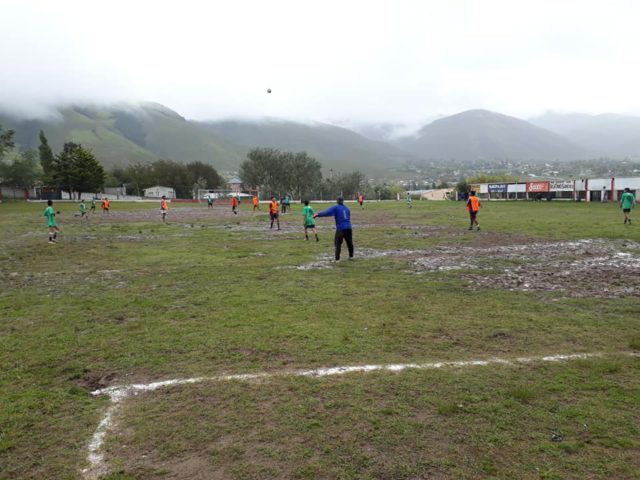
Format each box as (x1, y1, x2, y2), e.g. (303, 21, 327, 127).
(0, 103, 410, 174)
(396, 109, 586, 161)
(0, 103, 244, 171)
(5, 103, 640, 175)
(198, 118, 412, 174)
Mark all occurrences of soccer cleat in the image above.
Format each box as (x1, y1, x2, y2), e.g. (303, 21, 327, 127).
(476, 226, 480, 231)
(348, 257, 354, 261)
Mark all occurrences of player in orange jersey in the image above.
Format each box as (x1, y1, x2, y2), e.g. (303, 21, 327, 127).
(466, 191, 481, 231)
(269, 196, 280, 230)
(160, 195, 169, 223)
(231, 195, 239, 215)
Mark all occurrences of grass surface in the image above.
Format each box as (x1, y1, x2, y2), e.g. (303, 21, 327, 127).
(1, 199, 639, 479)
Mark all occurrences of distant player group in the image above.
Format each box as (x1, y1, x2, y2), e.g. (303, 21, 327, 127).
(42, 189, 636, 262)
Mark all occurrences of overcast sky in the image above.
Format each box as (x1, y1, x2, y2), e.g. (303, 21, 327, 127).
(2, 0, 640, 125)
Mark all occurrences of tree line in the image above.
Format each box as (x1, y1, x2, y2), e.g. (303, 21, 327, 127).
(0, 125, 225, 199)
(2, 124, 407, 201)
(108, 160, 223, 198)
(0, 127, 105, 199)
(240, 147, 373, 200)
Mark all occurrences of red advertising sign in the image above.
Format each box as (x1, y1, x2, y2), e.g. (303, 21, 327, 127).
(526, 181, 550, 193)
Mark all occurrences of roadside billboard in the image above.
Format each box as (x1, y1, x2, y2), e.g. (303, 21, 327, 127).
(550, 181, 573, 191)
(526, 181, 550, 193)
(488, 183, 508, 193)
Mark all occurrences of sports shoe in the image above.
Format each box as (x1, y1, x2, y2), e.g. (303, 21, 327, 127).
(348, 257, 354, 261)
(48, 240, 55, 244)
(476, 226, 480, 231)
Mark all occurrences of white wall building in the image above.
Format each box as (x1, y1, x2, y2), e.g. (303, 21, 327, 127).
(475, 177, 640, 201)
(143, 186, 176, 198)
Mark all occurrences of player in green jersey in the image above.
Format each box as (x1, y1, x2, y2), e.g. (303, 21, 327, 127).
(79, 200, 88, 220)
(302, 200, 319, 241)
(620, 188, 636, 224)
(406, 192, 413, 208)
(43, 200, 59, 243)
(90, 198, 96, 213)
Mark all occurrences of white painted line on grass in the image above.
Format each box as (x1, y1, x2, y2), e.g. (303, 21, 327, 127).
(82, 351, 637, 479)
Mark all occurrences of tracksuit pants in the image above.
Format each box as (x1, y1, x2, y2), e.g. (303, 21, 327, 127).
(334, 228, 354, 260)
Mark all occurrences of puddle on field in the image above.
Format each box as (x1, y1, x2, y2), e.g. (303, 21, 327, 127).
(290, 248, 426, 270)
(412, 239, 640, 298)
(290, 238, 640, 298)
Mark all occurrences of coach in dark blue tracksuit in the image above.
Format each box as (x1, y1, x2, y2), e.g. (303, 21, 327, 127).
(315, 196, 354, 261)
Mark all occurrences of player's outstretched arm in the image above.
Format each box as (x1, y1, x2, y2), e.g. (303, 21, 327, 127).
(316, 205, 335, 218)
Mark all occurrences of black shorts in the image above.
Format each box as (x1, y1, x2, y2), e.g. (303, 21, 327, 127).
(469, 211, 478, 218)
(623, 208, 631, 213)
(304, 224, 315, 229)
(270, 213, 279, 219)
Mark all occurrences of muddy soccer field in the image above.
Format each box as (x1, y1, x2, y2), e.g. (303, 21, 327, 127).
(1, 200, 639, 480)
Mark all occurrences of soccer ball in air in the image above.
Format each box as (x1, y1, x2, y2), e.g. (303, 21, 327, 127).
(267, 88, 272, 94)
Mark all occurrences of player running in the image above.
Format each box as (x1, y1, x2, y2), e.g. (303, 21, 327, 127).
(231, 195, 239, 215)
(467, 190, 481, 230)
(252, 194, 260, 211)
(621, 187, 636, 224)
(315, 196, 353, 261)
(269, 196, 281, 230)
(101, 197, 110, 214)
(302, 200, 319, 241)
(357, 192, 364, 209)
(207, 196, 214, 209)
(44, 200, 60, 244)
(160, 195, 170, 223)
(406, 193, 413, 208)
(90, 198, 96, 214)
(79, 199, 88, 220)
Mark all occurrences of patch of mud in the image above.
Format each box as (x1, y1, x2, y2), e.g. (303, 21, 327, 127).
(1, 267, 131, 295)
(470, 252, 640, 298)
(413, 239, 640, 298)
(76, 371, 118, 391)
(219, 222, 300, 234)
(399, 225, 449, 231)
(289, 238, 640, 298)
(114, 234, 161, 242)
(463, 232, 539, 248)
(290, 248, 425, 270)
